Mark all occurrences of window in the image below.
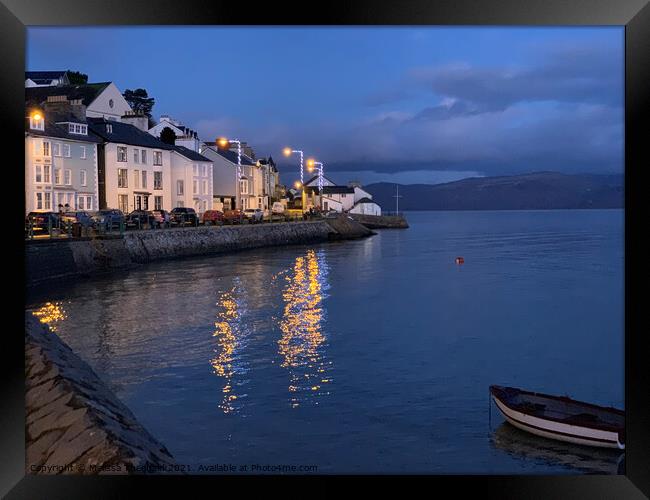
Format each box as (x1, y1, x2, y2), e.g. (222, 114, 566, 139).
(143, 196, 149, 210)
(118, 194, 129, 213)
(54, 169, 61, 185)
(118, 169, 128, 188)
(30, 116, 44, 131)
(177, 180, 184, 196)
(193, 180, 198, 195)
(68, 123, 87, 135)
(43, 165, 51, 183)
(53, 143, 61, 156)
(80, 146, 86, 159)
(141, 150, 147, 164)
(240, 179, 248, 195)
(142, 171, 147, 189)
(202, 165, 207, 177)
(202, 180, 207, 195)
(34, 165, 42, 183)
(177, 201, 184, 208)
(44, 192, 51, 210)
(85, 196, 93, 210)
(153, 151, 163, 166)
(63, 144, 71, 157)
(117, 146, 128, 162)
(78, 196, 84, 210)
(43, 141, 50, 156)
(80, 170, 87, 186)
(134, 149, 139, 163)
(154, 196, 163, 210)
(193, 164, 198, 176)
(35, 192, 43, 210)
(134, 170, 140, 189)
(64, 169, 71, 185)
(154, 171, 162, 190)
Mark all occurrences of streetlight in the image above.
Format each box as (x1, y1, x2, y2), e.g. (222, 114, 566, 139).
(284, 146, 306, 211)
(218, 137, 242, 210)
(306, 158, 325, 211)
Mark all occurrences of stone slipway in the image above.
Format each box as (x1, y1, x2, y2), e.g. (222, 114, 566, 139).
(25, 313, 177, 475)
(25, 216, 373, 286)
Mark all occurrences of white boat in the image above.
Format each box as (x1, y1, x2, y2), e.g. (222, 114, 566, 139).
(490, 385, 625, 450)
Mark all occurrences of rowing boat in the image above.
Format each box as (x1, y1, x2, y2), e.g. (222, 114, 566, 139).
(490, 385, 625, 449)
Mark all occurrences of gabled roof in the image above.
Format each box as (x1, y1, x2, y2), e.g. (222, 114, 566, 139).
(171, 145, 211, 162)
(25, 82, 111, 108)
(88, 118, 174, 149)
(25, 117, 103, 143)
(212, 147, 256, 166)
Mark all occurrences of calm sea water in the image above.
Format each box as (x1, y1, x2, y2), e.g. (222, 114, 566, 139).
(27, 210, 625, 474)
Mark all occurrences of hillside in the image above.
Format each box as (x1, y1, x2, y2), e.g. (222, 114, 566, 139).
(365, 172, 624, 211)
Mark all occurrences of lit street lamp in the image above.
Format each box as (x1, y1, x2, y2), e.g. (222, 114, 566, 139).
(284, 147, 306, 211)
(306, 158, 325, 210)
(218, 137, 242, 210)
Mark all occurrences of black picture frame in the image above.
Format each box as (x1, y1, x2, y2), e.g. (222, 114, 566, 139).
(2, 0, 647, 497)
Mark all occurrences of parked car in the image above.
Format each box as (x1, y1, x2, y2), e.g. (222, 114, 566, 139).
(271, 202, 285, 215)
(60, 211, 94, 228)
(223, 209, 245, 224)
(90, 209, 125, 231)
(170, 207, 198, 226)
(126, 210, 155, 229)
(151, 209, 170, 228)
(244, 208, 264, 223)
(201, 210, 225, 226)
(26, 212, 60, 234)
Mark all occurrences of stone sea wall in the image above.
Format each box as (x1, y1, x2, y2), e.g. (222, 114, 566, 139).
(25, 217, 373, 286)
(348, 213, 409, 229)
(25, 314, 177, 474)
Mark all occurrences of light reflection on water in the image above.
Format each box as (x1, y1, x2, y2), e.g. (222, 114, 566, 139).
(277, 249, 331, 407)
(26, 210, 624, 474)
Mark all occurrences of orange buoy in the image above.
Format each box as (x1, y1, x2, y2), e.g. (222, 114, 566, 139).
(455, 257, 465, 265)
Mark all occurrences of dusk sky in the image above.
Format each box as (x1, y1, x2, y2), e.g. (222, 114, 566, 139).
(27, 27, 623, 186)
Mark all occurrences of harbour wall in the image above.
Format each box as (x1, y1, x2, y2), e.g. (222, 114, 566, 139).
(25, 313, 177, 474)
(348, 213, 409, 229)
(25, 217, 373, 287)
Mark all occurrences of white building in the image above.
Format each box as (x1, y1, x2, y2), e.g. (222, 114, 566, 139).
(149, 115, 201, 152)
(170, 146, 213, 214)
(26, 82, 133, 122)
(25, 106, 101, 214)
(25, 71, 70, 88)
(88, 118, 173, 212)
(349, 198, 382, 216)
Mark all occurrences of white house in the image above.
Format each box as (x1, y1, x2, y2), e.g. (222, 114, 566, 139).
(170, 146, 213, 214)
(26, 82, 133, 122)
(88, 117, 173, 212)
(321, 186, 356, 212)
(349, 197, 382, 216)
(149, 115, 201, 152)
(25, 71, 70, 88)
(25, 104, 101, 214)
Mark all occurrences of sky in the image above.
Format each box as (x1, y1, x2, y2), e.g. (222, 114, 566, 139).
(27, 26, 624, 186)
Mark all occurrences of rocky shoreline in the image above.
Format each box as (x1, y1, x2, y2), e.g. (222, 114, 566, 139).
(25, 314, 178, 475)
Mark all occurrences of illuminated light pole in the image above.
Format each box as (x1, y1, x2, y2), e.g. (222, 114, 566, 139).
(218, 137, 242, 210)
(306, 158, 325, 211)
(284, 147, 306, 212)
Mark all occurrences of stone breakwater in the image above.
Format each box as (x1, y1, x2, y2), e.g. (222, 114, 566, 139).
(25, 313, 177, 474)
(25, 217, 373, 286)
(348, 213, 409, 229)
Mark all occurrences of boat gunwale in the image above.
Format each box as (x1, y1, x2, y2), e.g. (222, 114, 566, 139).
(489, 385, 625, 434)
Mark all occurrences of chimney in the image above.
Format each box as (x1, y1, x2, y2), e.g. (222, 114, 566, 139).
(121, 111, 149, 131)
(43, 97, 87, 122)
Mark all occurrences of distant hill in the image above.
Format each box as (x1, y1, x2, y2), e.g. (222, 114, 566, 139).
(365, 172, 624, 211)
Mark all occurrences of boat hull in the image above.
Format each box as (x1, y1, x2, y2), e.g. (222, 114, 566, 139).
(492, 395, 624, 450)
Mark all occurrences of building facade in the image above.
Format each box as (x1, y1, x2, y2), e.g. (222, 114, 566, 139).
(88, 118, 173, 212)
(149, 115, 201, 152)
(170, 146, 213, 213)
(25, 108, 101, 214)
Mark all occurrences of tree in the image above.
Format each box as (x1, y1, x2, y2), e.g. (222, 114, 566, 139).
(66, 70, 88, 84)
(159, 127, 177, 145)
(122, 88, 155, 118)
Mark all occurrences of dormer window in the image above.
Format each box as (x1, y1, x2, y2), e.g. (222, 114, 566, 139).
(106, 123, 113, 134)
(68, 123, 88, 135)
